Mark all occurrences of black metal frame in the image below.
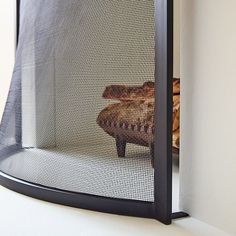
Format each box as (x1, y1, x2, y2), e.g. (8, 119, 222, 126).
(16, 0, 20, 46)
(0, 0, 188, 224)
(154, 0, 174, 224)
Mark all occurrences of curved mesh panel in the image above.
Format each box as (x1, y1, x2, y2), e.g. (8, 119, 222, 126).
(0, 0, 157, 202)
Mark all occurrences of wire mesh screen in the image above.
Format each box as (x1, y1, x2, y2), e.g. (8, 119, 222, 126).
(0, 0, 158, 202)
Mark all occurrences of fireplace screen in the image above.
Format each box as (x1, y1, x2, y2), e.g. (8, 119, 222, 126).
(0, 0, 185, 224)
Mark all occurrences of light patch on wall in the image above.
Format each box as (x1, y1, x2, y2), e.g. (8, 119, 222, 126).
(0, 0, 15, 120)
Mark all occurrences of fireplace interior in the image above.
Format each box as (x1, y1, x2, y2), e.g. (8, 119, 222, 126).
(0, 0, 181, 221)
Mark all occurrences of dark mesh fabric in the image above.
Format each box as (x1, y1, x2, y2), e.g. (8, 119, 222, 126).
(0, 0, 156, 201)
(0, 45, 22, 157)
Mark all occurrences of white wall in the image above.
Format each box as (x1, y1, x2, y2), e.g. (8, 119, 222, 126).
(15, 0, 180, 148)
(180, 0, 236, 235)
(0, 0, 15, 120)
(54, 1, 155, 147)
(19, 0, 155, 148)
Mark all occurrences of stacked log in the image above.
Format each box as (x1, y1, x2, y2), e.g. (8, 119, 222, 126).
(97, 79, 180, 161)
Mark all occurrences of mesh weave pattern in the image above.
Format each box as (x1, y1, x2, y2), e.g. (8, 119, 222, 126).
(0, 0, 156, 202)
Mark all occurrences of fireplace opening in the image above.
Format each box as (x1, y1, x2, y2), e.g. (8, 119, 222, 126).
(0, 0, 184, 223)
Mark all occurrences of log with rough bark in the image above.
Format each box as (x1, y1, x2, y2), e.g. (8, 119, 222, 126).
(97, 79, 180, 166)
